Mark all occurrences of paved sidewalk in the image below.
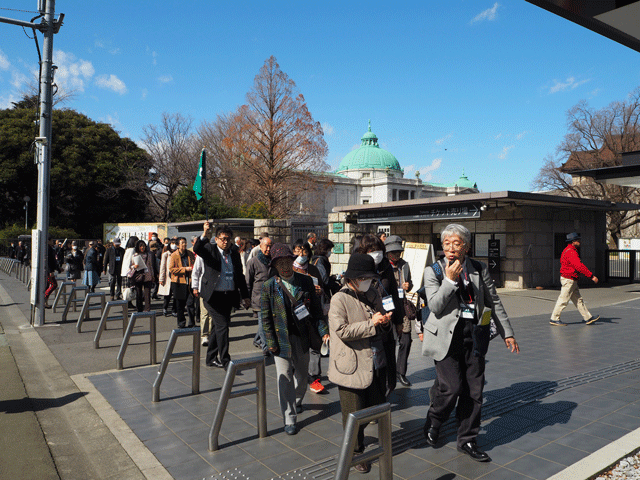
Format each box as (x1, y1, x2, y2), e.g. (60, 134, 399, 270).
(2, 270, 640, 479)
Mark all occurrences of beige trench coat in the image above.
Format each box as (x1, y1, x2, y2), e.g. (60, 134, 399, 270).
(327, 291, 378, 390)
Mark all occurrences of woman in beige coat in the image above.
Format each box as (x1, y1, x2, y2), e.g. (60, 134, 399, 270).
(328, 253, 392, 474)
(158, 241, 176, 316)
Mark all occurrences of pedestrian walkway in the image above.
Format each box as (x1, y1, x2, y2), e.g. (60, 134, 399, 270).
(2, 269, 640, 479)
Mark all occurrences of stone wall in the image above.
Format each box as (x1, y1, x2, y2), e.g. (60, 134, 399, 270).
(327, 212, 372, 275)
(253, 219, 292, 245)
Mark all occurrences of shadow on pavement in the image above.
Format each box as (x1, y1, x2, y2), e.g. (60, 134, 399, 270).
(1, 391, 87, 413)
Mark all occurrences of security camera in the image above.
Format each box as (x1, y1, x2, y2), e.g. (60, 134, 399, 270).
(35, 137, 48, 145)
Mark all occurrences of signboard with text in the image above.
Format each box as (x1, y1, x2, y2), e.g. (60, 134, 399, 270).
(358, 203, 482, 224)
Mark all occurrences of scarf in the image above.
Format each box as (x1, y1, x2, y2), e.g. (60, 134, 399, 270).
(257, 250, 271, 266)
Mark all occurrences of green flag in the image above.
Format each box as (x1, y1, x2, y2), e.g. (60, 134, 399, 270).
(193, 148, 206, 200)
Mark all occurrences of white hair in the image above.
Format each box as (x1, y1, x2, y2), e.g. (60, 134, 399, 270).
(441, 224, 471, 245)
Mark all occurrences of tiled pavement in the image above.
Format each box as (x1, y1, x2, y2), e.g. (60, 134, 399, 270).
(87, 297, 640, 480)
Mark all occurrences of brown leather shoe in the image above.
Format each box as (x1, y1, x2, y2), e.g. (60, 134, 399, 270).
(354, 462, 370, 474)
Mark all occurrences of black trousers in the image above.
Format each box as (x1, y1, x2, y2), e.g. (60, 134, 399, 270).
(338, 369, 387, 453)
(175, 295, 196, 328)
(203, 292, 234, 366)
(427, 344, 485, 447)
(109, 274, 122, 298)
(396, 331, 412, 376)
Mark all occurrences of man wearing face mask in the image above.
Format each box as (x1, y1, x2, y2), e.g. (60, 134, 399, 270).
(261, 243, 329, 435)
(65, 241, 84, 281)
(104, 238, 125, 300)
(311, 238, 340, 295)
(384, 235, 414, 387)
(246, 236, 274, 353)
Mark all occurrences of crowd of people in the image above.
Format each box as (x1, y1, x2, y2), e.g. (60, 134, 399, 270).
(27, 223, 528, 472)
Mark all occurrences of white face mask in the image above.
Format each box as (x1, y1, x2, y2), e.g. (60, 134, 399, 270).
(72, 246, 77, 250)
(368, 251, 383, 266)
(152, 236, 158, 241)
(355, 279, 372, 292)
(170, 244, 177, 251)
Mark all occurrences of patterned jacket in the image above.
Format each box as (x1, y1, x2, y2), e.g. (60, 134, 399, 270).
(261, 272, 328, 359)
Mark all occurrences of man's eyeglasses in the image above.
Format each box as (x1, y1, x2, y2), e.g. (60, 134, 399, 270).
(442, 241, 464, 251)
(217, 237, 231, 242)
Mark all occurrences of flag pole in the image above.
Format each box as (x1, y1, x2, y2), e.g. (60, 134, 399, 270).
(203, 147, 208, 223)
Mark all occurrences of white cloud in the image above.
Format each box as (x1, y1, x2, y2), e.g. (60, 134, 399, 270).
(0, 49, 10, 70)
(495, 133, 503, 140)
(516, 131, 527, 140)
(158, 74, 173, 83)
(141, 88, 148, 100)
(435, 133, 452, 145)
(417, 158, 442, 181)
(0, 93, 18, 109)
(548, 76, 590, 94)
(498, 145, 514, 160)
(322, 122, 334, 135)
(11, 70, 29, 89)
(95, 74, 127, 94)
(470, 3, 500, 24)
(53, 50, 95, 92)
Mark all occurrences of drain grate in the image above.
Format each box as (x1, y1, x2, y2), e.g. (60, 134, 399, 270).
(209, 358, 640, 480)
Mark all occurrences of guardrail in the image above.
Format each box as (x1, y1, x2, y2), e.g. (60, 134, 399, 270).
(116, 312, 158, 370)
(152, 327, 201, 402)
(334, 403, 393, 480)
(61, 285, 89, 322)
(208, 356, 267, 451)
(0, 258, 31, 289)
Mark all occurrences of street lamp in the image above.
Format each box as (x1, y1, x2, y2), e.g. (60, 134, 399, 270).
(23, 196, 30, 231)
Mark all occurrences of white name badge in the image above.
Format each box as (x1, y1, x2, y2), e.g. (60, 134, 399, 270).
(312, 277, 319, 286)
(460, 303, 475, 319)
(382, 295, 395, 312)
(397, 288, 404, 299)
(294, 303, 310, 319)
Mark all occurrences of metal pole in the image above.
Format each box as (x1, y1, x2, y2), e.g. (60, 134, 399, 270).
(34, 0, 56, 327)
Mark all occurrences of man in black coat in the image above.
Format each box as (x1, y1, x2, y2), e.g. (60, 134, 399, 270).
(193, 222, 250, 369)
(104, 238, 125, 300)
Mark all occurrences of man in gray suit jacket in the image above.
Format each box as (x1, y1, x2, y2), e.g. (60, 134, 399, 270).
(422, 224, 519, 463)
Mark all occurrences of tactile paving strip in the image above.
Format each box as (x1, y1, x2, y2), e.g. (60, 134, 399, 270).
(206, 357, 640, 480)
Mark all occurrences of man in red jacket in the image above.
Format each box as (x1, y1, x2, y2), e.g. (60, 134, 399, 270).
(550, 232, 600, 326)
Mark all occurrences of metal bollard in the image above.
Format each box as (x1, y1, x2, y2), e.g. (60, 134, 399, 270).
(76, 292, 106, 333)
(61, 286, 89, 322)
(208, 356, 267, 451)
(152, 327, 201, 402)
(53, 281, 76, 313)
(116, 312, 157, 370)
(93, 300, 129, 349)
(334, 403, 393, 480)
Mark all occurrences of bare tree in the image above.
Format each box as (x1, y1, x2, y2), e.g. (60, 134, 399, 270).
(141, 112, 196, 221)
(197, 113, 254, 207)
(225, 56, 329, 218)
(533, 87, 640, 245)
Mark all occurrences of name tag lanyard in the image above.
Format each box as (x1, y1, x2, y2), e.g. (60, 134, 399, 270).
(375, 279, 396, 312)
(458, 271, 476, 319)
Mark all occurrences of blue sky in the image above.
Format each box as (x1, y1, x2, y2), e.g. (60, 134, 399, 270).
(1, 1, 639, 193)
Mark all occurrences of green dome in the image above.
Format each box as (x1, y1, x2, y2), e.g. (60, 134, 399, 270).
(337, 121, 402, 173)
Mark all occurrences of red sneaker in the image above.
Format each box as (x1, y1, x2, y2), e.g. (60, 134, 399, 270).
(309, 379, 325, 393)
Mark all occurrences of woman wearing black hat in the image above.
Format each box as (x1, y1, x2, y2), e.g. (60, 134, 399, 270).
(328, 253, 393, 474)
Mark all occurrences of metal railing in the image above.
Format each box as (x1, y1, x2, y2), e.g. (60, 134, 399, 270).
(152, 327, 201, 402)
(208, 356, 267, 451)
(61, 285, 89, 322)
(93, 300, 129, 349)
(334, 403, 393, 480)
(52, 281, 77, 312)
(116, 312, 158, 370)
(76, 292, 106, 333)
(0, 258, 31, 288)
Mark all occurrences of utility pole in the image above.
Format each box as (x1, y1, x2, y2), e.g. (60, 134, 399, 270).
(0, 1, 64, 326)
